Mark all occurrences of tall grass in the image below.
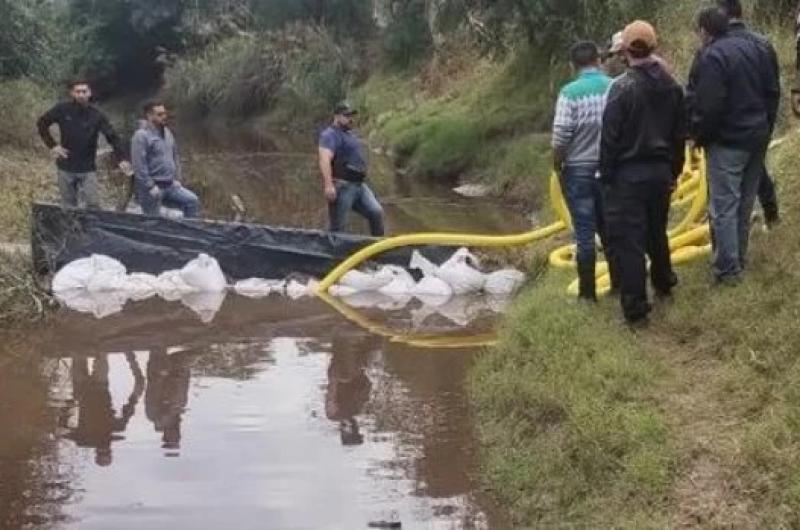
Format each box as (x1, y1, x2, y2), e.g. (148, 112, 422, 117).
(163, 25, 357, 122)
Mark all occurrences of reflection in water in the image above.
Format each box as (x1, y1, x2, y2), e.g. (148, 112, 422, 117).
(65, 353, 144, 466)
(325, 335, 379, 447)
(0, 296, 509, 528)
(145, 350, 191, 455)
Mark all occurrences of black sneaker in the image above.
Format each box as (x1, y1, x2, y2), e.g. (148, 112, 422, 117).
(625, 315, 650, 330)
(715, 274, 742, 287)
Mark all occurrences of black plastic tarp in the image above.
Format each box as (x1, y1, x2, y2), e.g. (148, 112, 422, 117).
(32, 203, 451, 281)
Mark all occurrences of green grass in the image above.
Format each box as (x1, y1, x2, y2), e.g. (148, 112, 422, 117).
(465, 5, 800, 526)
(471, 273, 674, 526)
(360, 51, 560, 196)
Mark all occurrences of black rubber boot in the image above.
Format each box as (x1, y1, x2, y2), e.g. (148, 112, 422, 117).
(577, 259, 597, 302)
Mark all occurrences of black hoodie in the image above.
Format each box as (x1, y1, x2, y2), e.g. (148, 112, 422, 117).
(600, 60, 686, 182)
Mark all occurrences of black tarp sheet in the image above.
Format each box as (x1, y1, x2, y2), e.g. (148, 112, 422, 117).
(32, 203, 451, 281)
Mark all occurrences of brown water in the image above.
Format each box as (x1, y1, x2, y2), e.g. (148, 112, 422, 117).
(1, 130, 528, 529)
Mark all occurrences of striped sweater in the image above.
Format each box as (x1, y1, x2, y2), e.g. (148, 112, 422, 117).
(552, 68, 612, 167)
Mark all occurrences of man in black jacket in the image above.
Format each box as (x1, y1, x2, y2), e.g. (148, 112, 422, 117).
(689, 6, 780, 284)
(37, 80, 131, 209)
(715, 0, 780, 228)
(600, 20, 686, 325)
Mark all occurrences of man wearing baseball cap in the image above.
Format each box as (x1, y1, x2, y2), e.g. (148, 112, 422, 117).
(600, 20, 686, 326)
(318, 102, 385, 236)
(602, 31, 627, 78)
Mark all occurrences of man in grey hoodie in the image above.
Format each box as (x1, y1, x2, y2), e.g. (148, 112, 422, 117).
(131, 101, 200, 218)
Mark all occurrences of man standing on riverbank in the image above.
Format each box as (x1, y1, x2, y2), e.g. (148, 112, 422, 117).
(318, 102, 385, 237)
(689, 6, 780, 285)
(552, 41, 613, 301)
(131, 101, 201, 219)
(715, 0, 781, 229)
(37, 80, 132, 209)
(600, 21, 685, 325)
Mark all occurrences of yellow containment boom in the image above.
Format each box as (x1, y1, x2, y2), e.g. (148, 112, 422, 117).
(317, 148, 711, 297)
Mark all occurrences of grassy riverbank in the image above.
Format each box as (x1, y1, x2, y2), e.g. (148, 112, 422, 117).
(0, 80, 58, 323)
(468, 8, 800, 527)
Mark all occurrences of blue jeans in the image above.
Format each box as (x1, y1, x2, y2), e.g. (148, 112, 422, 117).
(139, 182, 201, 219)
(560, 166, 606, 265)
(328, 180, 385, 236)
(707, 143, 766, 280)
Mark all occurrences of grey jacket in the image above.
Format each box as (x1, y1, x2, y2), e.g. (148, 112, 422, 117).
(131, 122, 182, 189)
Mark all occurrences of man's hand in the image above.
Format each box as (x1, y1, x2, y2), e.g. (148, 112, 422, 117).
(791, 90, 800, 118)
(172, 181, 182, 189)
(51, 146, 69, 160)
(118, 161, 133, 176)
(149, 186, 162, 199)
(324, 183, 337, 203)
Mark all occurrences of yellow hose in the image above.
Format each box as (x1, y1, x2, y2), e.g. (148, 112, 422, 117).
(316, 172, 572, 293)
(317, 291, 499, 349)
(317, 148, 710, 298)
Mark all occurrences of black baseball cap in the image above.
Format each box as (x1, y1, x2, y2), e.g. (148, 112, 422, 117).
(334, 101, 358, 116)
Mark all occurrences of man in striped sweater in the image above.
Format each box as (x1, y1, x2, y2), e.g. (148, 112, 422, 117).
(552, 41, 614, 301)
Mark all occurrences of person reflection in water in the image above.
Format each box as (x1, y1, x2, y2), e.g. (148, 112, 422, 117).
(66, 353, 145, 467)
(324, 336, 375, 446)
(145, 350, 191, 456)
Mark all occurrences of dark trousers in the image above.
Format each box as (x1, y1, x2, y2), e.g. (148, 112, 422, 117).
(758, 166, 779, 223)
(605, 163, 676, 322)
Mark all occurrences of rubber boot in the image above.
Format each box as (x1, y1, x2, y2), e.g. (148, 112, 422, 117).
(577, 258, 597, 302)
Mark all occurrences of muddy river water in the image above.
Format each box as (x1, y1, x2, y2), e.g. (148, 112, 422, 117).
(0, 127, 533, 529)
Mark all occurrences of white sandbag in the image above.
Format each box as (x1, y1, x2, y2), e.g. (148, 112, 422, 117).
(123, 273, 161, 301)
(181, 291, 227, 324)
(411, 276, 453, 298)
(86, 268, 128, 293)
(414, 293, 452, 308)
(55, 289, 128, 319)
(338, 268, 394, 292)
(52, 255, 127, 293)
(286, 280, 313, 300)
(378, 266, 417, 296)
(234, 278, 285, 299)
(341, 292, 396, 309)
(156, 270, 197, 301)
(409, 250, 439, 277)
(329, 284, 358, 298)
(435, 248, 486, 295)
(484, 269, 527, 295)
(180, 253, 227, 292)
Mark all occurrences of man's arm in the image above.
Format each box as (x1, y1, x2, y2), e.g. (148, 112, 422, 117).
(318, 129, 339, 202)
(690, 50, 727, 147)
(98, 112, 127, 162)
(318, 147, 336, 202)
(599, 80, 628, 183)
(36, 104, 62, 150)
(131, 131, 155, 190)
(551, 93, 574, 173)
